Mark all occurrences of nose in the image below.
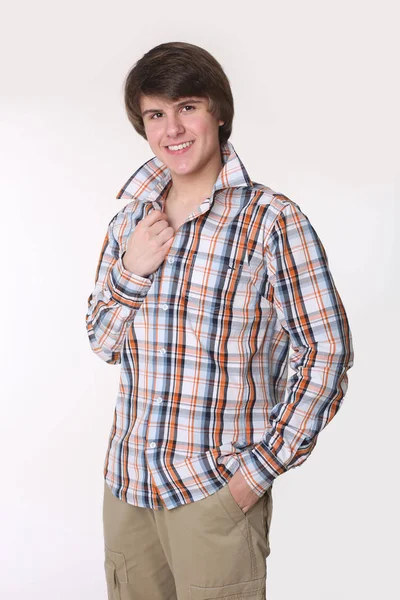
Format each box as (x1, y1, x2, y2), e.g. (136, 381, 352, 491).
(165, 113, 185, 138)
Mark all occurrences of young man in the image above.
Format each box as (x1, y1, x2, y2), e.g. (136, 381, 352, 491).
(86, 42, 354, 599)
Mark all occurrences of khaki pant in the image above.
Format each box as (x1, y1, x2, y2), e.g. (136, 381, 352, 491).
(103, 479, 273, 600)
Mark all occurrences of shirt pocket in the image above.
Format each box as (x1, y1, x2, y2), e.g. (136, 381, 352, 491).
(184, 252, 256, 343)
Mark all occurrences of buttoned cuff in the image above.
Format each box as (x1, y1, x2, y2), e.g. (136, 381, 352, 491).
(236, 441, 284, 497)
(107, 256, 154, 309)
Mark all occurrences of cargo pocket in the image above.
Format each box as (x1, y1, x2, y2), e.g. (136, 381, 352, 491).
(189, 575, 265, 599)
(104, 544, 128, 600)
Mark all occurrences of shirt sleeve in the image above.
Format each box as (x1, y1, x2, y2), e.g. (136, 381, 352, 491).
(85, 214, 154, 364)
(237, 201, 355, 496)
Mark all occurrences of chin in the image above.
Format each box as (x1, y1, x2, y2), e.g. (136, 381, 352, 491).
(170, 166, 197, 177)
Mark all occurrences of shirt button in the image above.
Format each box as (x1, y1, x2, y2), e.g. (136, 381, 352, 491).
(159, 348, 167, 355)
(167, 256, 175, 264)
(155, 396, 163, 404)
(150, 442, 156, 448)
(162, 303, 168, 311)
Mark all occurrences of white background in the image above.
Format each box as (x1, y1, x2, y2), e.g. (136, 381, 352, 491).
(1, 0, 399, 598)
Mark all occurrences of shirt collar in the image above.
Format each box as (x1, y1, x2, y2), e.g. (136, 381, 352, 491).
(116, 140, 253, 203)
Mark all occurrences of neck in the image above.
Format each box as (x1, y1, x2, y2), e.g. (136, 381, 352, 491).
(166, 148, 223, 206)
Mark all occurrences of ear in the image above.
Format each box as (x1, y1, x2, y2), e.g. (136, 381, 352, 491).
(218, 120, 225, 126)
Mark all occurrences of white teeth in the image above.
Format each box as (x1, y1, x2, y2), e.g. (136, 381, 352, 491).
(167, 141, 193, 151)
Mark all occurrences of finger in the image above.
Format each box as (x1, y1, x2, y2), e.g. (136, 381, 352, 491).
(144, 209, 168, 224)
(158, 227, 175, 245)
(150, 219, 171, 235)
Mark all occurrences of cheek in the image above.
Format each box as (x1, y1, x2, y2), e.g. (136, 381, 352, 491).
(145, 124, 159, 140)
(145, 117, 165, 134)
(189, 117, 214, 135)
(144, 127, 163, 151)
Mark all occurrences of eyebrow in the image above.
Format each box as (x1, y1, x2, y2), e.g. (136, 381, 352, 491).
(141, 98, 203, 118)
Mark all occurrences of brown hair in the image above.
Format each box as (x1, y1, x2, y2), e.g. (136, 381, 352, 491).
(123, 41, 234, 145)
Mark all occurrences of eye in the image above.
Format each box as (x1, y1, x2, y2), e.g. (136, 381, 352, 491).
(149, 105, 195, 120)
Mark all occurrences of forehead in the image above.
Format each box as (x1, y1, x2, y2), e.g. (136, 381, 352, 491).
(140, 94, 206, 110)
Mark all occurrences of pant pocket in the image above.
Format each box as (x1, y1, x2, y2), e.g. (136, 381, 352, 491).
(262, 487, 273, 556)
(218, 482, 262, 527)
(104, 545, 128, 600)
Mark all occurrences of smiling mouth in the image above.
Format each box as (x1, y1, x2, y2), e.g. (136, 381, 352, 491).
(165, 140, 195, 153)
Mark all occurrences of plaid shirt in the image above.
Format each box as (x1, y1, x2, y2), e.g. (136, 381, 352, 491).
(85, 140, 354, 510)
